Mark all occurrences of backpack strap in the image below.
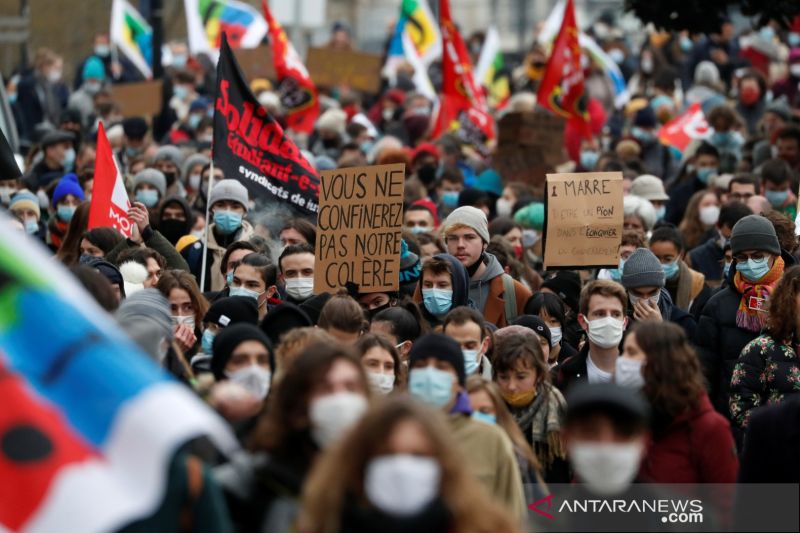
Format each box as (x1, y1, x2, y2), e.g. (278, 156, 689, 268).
(501, 273, 517, 323)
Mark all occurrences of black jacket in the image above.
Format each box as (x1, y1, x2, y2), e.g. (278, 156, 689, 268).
(738, 397, 800, 483)
(555, 344, 589, 394)
(688, 236, 725, 286)
(665, 174, 705, 225)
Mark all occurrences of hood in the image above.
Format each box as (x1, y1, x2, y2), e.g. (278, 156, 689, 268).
(157, 195, 195, 245)
(472, 252, 504, 286)
(433, 253, 471, 308)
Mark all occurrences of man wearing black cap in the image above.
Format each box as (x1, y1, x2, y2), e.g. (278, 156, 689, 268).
(23, 129, 75, 190)
(407, 333, 526, 523)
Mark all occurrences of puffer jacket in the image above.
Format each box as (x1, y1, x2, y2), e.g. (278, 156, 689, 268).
(729, 333, 800, 430)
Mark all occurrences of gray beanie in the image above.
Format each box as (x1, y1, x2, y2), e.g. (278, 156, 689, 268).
(621, 248, 665, 289)
(133, 168, 167, 198)
(730, 215, 780, 256)
(209, 179, 249, 212)
(116, 288, 173, 360)
(182, 153, 210, 179)
(443, 206, 490, 243)
(153, 145, 185, 168)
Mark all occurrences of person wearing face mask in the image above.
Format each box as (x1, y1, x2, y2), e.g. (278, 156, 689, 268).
(621, 248, 697, 338)
(648, 227, 709, 313)
(277, 243, 315, 304)
(625, 322, 738, 485)
(629, 106, 676, 181)
(300, 397, 523, 533)
(557, 280, 628, 392)
(404, 204, 438, 235)
(210, 323, 275, 408)
(8, 189, 44, 241)
(707, 105, 745, 173)
(181, 153, 210, 203)
(357, 333, 402, 396)
(22, 130, 75, 191)
(215, 343, 370, 532)
(67, 57, 106, 127)
(16, 49, 67, 142)
(194, 295, 258, 370)
(152, 145, 186, 197)
(370, 306, 421, 364)
(760, 158, 797, 219)
(118, 117, 150, 173)
(407, 334, 527, 522)
(687, 201, 750, 289)
(493, 327, 569, 485)
(157, 270, 208, 359)
(414, 253, 471, 328)
(597, 229, 646, 284)
(734, 71, 767, 136)
(630, 174, 670, 222)
(524, 292, 579, 366)
(230, 253, 279, 321)
(131, 168, 167, 213)
(442, 307, 491, 380)
(47, 173, 84, 250)
(511, 315, 555, 366)
(664, 142, 721, 225)
(696, 215, 793, 419)
(410, 143, 440, 197)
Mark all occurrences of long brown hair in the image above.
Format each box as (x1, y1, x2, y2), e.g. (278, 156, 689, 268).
(356, 333, 406, 389)
(299, 397, 522, 533)
(679, 190, 718, 250)
(765, 265, 800, 342)
(633, 322, 706, 418)
(55, 201, 91, 265)
(156, 269, 209, 326)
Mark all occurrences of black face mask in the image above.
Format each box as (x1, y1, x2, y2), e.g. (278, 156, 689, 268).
(163, 171, 178, 187)
(159, 218, 190, 245)
(321, 137, 339, 149)
(417, 164, 438, 186)
(367, 301, 394, 321)
(466, 253, 485, 277)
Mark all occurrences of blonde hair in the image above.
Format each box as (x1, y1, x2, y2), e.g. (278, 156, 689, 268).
(299, 397, 522, 533)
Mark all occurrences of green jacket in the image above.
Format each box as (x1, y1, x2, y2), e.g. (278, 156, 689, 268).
(106, 225, 190, 272)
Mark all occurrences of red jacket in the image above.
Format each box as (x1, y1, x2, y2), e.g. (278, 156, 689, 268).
(640, 393, 738, 483)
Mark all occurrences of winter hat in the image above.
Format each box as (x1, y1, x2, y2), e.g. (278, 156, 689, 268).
(475, 168, 503, 197)
(630, 175, 669, 202)
(412, 142, 439, 164)
(116, 288, 173, 358)
(211, 323, 274, 380)
(443, 206, 490, 244)
(633, 106, 657, 129)
(82, 56, 106, 82)
(457, 188, 488, 209)
(511, 315, 552, 347)
(541, 270, 582, 313)
(316, 108, 347, 136)
(730, 215, 781, 256)
(299, 292, 332, 325)
(408, 333, 466, 386)
(514, 202, 544, 231)
(566, 382, 650, 424)
(411, 198, 440, 227)
(9, 190, 41, 218)
(52, 173, 85, 205)
(765, 100, 792, 122)
(40, 129, 74, 148)
(204, 296, 259, 327)
(181, 153, 210, 179)
(694, 61, 720, 86)
(260, 302, 313, 346)
(153, 145, 184, 169)
(399, 239, 422, 289)
(621, 248, 665, 289)
(122, 117, 148, 139)
(133, 168, 167, 197)
(80, 256, 125, 298)
(209, 179, 249, 212)
(119, 261, 148, 297)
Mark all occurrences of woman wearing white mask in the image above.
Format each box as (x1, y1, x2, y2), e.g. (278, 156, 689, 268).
(679, 190, 721, 251)
(216, 343, 370, 532)
(156, 270, 208, 358)
(299, 397, 522, 533)
(356, 333, 404, 395)
(627, 322, 738, 484)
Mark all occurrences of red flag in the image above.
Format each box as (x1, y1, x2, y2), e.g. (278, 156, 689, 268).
(262, 0, 319, 134)
(88, 122, 133, 237)
(431, 0, 494, 145)
(658, 102, 710, 152)
(537, 0, 590, 138)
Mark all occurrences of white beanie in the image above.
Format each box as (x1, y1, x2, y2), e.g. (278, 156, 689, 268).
(443, 206, 490, 243)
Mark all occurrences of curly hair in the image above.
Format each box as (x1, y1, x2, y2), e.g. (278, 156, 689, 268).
(632, 322, 706, 419)
(764, 210, 798, 254)
(765, 265, 800, 342)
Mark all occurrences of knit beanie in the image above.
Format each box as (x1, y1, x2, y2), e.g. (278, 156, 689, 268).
(9, 189, 41, 218)
(52, 173, 85, 205)
(116, 288, 173, 358)
(443, 206, 490, 244)
(259, 302, 313, 346)
(730, 215, 781, 256)
(182, 153, 210, 180)
(408, 333, 465, 386)
(411, 198, 440, 227)
(511, 315, 552, 346)
(203, 296, 259, 327)
(298, 293, 332, 325)
(81, 256, 125, 298)
(133, 168, 167, 198)
(316, 108, 347, 136)
(541, 270, 582, 313)
(209, 179, 249, 212)
(399, 239, 422, 289)
(514, 202, 544, 231)
(211, 323, 274, 380)
(621, 248, 665, 289)
(82, 56, 106, 81)
(153, 145, 185, 169)
(475, 168, 503, 197)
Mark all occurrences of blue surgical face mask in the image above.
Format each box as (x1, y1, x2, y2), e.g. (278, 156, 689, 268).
(409, 225, 428, 235)
(57, 204, 76, 222)
(789, 33, 800, 47)
(764, 189, 790, 208)
(631, 126, 654, 144)
(736, 256, 771, 282)
(135, 189, 159, 207)
(441, 190, 459, 208)
(422, 288, 453, 316)
(462, 348, 481, 376)
(201, 329, 216, 354)
(610, 257, 626, 282)
(409, 366, 455, 408)
(680, 35, 693, 52)
(229, 286, 262, 300)
(173, 84, 189, 100)
(187, 113, 202, 130)
(696, 167, 717, 184)
(759, 26, 775, 42)
(580, 150, 599, 170)
(471, 411, 497, 425)
(655, 205, 666, 221)
(62, 147, 76, 171)
(226, 271, 234, 286)
(662, 260, 679, 280)
(213, 210, 243, 235)
(24, 219, 38, 234)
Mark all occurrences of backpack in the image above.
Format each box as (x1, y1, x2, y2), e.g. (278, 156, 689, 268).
(501, 273, 518, 323)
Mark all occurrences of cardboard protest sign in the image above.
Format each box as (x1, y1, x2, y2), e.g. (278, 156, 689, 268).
(493, 112, 567, 191)
(110, 80, 163, 118)
(314, 163, 405, 294)
(543, 172, 623, 269)
(305, 47, 383, 93)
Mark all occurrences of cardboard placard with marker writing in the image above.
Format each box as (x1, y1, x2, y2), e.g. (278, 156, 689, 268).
(543, 172, 623, 269)
(314, 163, 405, 294)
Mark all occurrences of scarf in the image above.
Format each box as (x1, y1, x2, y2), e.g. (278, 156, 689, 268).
(673, 260, 694, 311)
(509, 382, 566, 468)
(733, 256, 785, 332)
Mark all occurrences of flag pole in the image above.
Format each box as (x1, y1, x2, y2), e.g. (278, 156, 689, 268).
(199, 161, 215, 292)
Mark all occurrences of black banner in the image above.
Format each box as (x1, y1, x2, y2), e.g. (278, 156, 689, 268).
(213, 33, 320, 217)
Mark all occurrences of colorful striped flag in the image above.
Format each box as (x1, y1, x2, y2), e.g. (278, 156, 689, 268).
(110, 0, 153, 78)
(184, 0, 268, 55)
(383, 0, 440, 99)
(474, 27, 510, 110)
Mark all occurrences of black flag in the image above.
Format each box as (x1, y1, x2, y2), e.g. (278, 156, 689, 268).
(0, 127, 21, 181)
(213, 33, 319, 217)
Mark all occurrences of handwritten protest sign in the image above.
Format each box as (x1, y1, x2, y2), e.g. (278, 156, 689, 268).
(305, 47, 383, 93)
(314, 163, 405, 294)
(493, 112, 567, 191)
(543, 172, 623, 269)
(110, 80, 162, 118)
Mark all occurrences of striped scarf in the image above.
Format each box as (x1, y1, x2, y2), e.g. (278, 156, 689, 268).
(733, 257, 785, 332)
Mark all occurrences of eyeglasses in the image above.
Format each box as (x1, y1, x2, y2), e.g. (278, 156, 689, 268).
(734, 252, 766, 263)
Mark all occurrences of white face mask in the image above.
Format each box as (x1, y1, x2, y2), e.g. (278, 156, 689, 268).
(569, 441, 643, 495)
(226, 364, 271, 400)
(365, 454, 441, 516)
(0, 186, 15, 205)
(628, 292, 660, 308)
(47, 68, 62, 83)
(496, 198, 513, 218)
(189, 174, 202, 191)
(699, 205, 720, 226)
(367, 371, 395, 395)
(309, 392, 368, 448)
(171, 315, 195, 329)
(285, 276, 314, 301)
(549, 326, 563, 347)
(790, 64, 800, 77)
(615, 357, 645, 389)
(585, 316, 625, 349)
